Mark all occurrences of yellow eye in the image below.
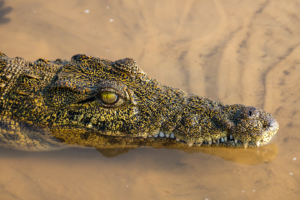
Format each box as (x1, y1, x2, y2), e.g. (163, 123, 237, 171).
(100, 91, 118, 104)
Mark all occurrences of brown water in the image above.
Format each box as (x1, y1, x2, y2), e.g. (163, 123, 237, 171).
(0, 0, 300, 199)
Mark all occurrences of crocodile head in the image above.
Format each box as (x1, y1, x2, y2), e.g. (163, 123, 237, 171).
(5, 54, 279, 148)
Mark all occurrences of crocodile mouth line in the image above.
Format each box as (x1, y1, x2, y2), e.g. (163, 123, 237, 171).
(53, 120, 278, 149)
(135, 131, 271, 148)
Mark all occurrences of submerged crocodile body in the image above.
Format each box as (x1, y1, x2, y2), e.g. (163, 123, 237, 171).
(0, 52, 279, 151)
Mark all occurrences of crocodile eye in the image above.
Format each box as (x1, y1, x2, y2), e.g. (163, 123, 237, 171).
(100, 91, 118, 104)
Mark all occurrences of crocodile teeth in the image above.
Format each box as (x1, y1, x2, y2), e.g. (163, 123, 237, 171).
(154, 134, 158, 138)
(230, 135, 233, 140)
(243, 142, 248, 149)
(224, 137, 227, 142)
(256, 141, 260, 147)
(221, 137, 224, 143)
(234, 139, 238, 144)
(176, 138, 180, 142)
(159, 131, 165, 137)
(170, 133, 175, 138)
(165, 134, 170, 138)
(148, 135, 153, 138)
(217, 139, 220, 143)
(187, 142, 194, 147)
(213, 140, 216, 144)
(208, 141, 212, 145)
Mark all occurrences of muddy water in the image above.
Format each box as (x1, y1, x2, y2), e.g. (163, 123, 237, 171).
(0, 0, 300, 199)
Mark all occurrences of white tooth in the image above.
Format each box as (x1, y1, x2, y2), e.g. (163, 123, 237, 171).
(194, 142, 203, 147)
(230, 135, 233, 140)
(234, 139, 238, 144)
(217, 139, 220, 143)
(221, 137, 224, 143)
(142, 135, 147, 138)
(224, 137, 227, 142)
(87, 123, 93, 128)
(208, 141, 212, 145)
(154, 134, 158, 138)
(148, 135, 153, 138)
(176, 138, 180, 142)
(213, 140, 216, 143)
(159, 131, 165, 137)
(165, 134, 170, 138)
(243, 142, 248, 149)
(170, 133, 175, 138)
(187, 142, 194, 147)
(256, 141, 260, 147)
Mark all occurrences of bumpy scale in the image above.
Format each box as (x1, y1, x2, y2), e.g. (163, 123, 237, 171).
(0, 52, 279, 151)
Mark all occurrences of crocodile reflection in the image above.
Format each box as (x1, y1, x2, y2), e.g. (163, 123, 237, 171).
(96, 143, 278, 165)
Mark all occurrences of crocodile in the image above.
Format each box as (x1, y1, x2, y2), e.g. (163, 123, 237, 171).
(0, 52, 279, 151)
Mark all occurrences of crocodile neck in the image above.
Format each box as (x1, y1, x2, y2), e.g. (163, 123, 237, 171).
(0, 56, 63, 116)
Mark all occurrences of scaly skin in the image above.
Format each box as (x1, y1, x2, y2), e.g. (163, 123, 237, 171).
(0, 52, 279, 151)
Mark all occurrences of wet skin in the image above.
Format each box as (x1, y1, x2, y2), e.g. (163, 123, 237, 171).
(0, 52, 279, 150)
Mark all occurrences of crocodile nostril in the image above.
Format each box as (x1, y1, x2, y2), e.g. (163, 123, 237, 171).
(249, 110, 253, 116)
(247, 107, 259, 118)
(247, 110, 254, 118)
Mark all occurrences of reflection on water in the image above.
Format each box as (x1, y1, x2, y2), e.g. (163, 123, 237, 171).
(0, 0, 12, 24)
(97, 144, 278, 165)
(97, 148, 133, 158)
(178, 144, 278, 165)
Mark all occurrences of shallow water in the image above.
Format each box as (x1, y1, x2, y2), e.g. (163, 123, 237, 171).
(0, 0, 300, 199)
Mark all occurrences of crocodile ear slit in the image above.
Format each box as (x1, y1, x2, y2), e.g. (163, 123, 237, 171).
(77, 97, 96, 104)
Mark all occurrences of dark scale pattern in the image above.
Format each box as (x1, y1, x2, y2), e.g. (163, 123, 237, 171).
(0, 52, 279, 151)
